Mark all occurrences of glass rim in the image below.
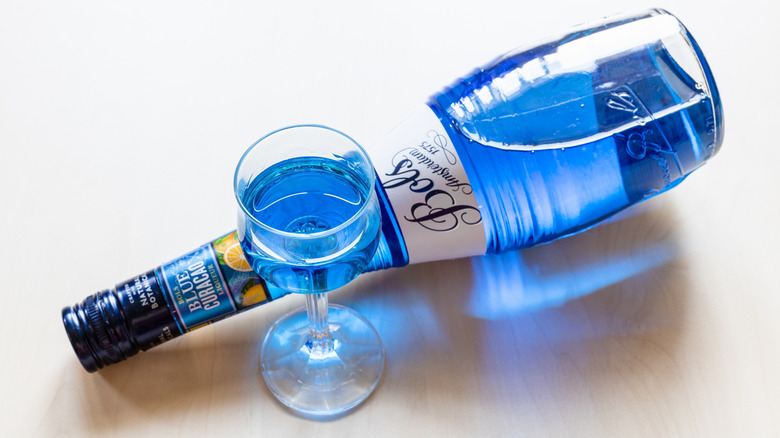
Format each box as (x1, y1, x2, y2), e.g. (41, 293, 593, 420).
(233, 124, 377, 239)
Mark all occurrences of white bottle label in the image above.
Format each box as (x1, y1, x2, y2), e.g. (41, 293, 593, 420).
(368, 105, 487, 264)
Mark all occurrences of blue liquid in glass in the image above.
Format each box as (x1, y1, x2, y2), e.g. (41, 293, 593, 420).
(240, 156, 380, 293)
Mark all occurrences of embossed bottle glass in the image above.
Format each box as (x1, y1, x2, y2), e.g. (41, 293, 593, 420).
(234, 125, 384, 417)
(366, 8, 722, 269)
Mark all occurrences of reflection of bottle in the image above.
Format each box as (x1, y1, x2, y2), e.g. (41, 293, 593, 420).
(63, 9, 723, 372)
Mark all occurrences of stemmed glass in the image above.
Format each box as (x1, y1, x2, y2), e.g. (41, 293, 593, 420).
(234, 125, 385, 417)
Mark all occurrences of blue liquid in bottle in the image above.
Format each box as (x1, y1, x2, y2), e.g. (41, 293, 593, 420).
(368, 9, 723, 269)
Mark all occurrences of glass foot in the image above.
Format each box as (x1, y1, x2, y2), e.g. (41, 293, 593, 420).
(260, 304, 385, 418)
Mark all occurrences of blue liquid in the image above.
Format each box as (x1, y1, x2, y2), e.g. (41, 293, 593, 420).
(368, 10, 722, 270)
(240, 157, 380, 293)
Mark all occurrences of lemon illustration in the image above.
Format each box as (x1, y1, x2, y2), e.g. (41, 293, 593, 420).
(224, 243, 253, 272)
(212, 232, 239, 260)
(240, 284, 268, 307)
(212, 234, 231, 252)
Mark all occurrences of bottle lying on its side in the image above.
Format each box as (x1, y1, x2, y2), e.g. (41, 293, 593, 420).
(62, 8, 723, 372)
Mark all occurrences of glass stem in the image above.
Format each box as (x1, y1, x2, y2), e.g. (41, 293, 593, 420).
(306, 292, 332, 354)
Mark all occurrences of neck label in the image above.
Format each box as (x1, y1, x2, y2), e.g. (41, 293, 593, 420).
(368, 106, 487, 264)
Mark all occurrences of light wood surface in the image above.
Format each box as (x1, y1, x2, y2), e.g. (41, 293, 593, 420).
(2, 1, 778, 436)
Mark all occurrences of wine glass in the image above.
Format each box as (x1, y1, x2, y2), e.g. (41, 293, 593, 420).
(234, 125, 384, 418)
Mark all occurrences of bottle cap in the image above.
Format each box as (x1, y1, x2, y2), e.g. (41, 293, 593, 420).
(61, 290, 139, 372)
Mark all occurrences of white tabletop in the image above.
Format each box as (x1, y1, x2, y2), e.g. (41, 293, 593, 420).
(2, 1, 779, 436)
